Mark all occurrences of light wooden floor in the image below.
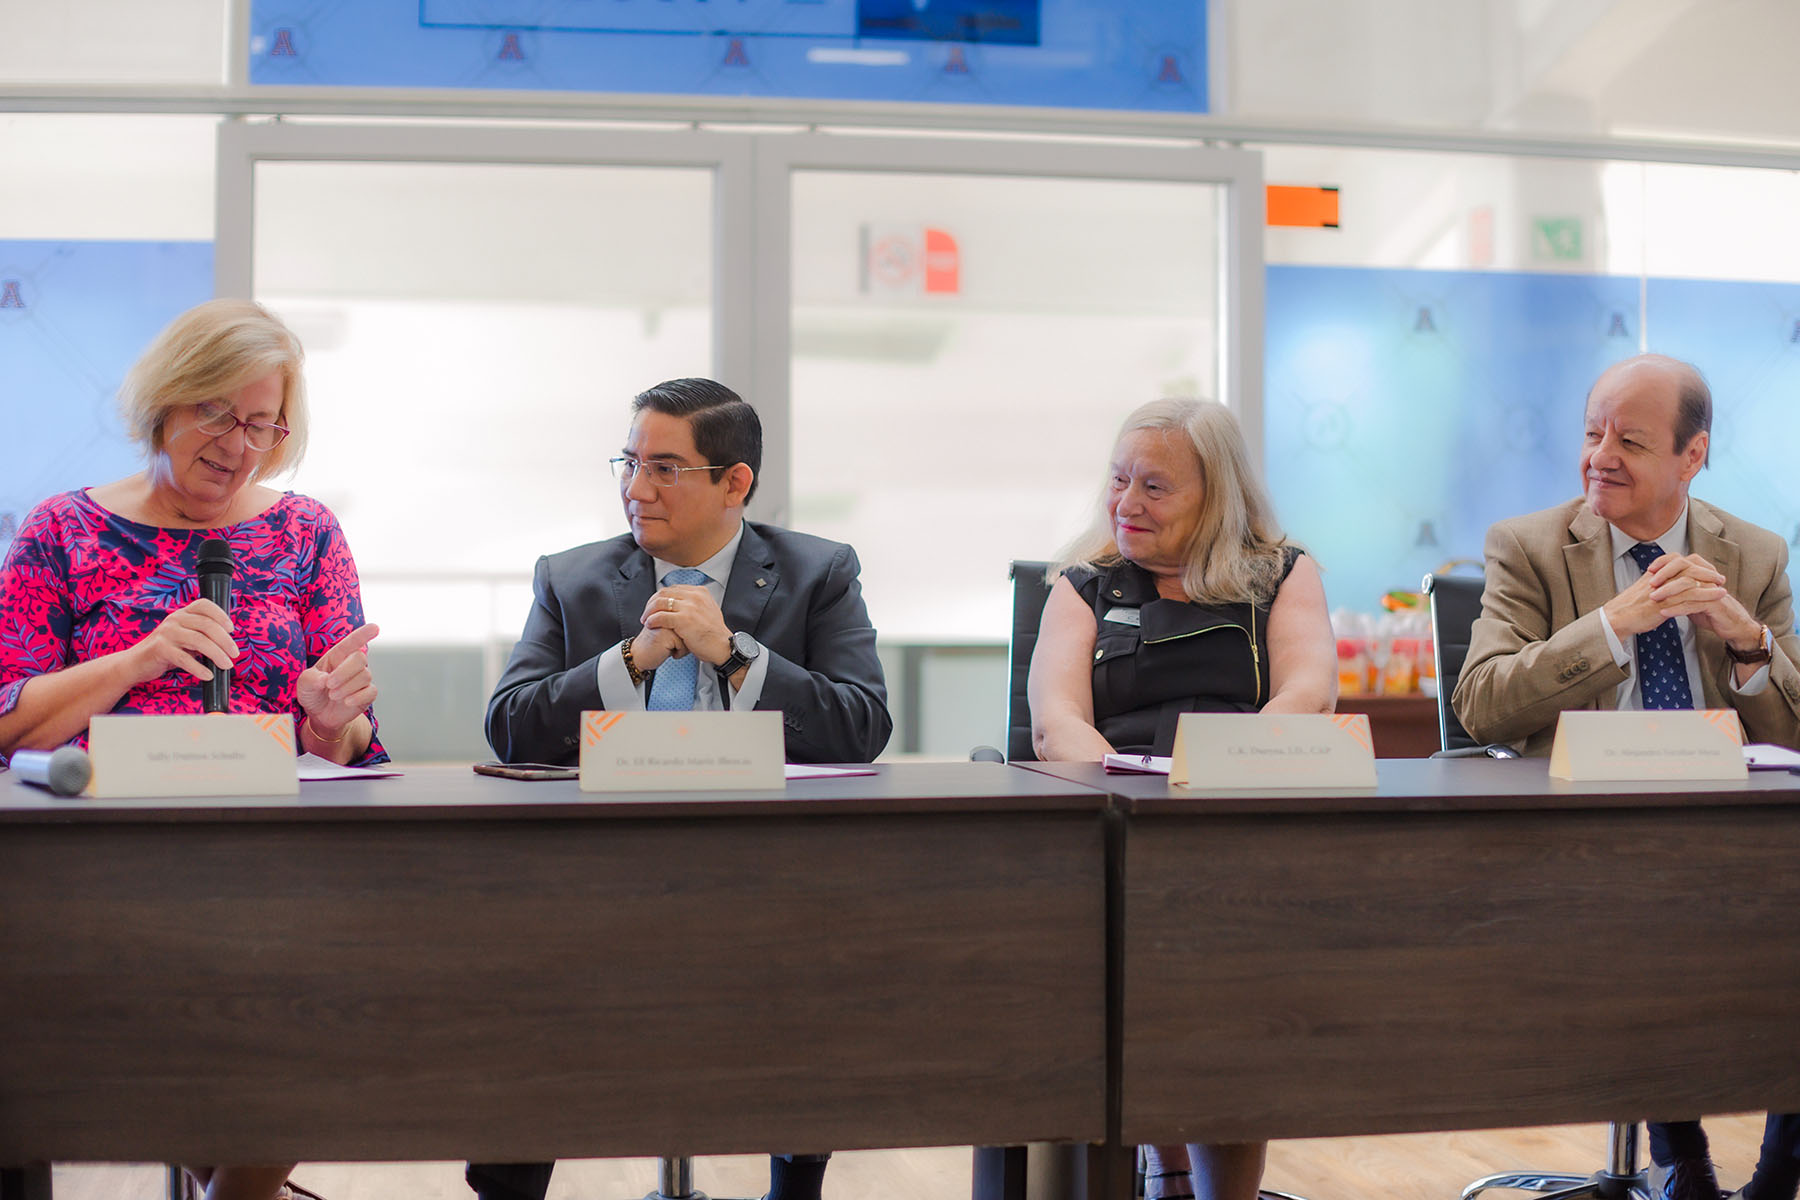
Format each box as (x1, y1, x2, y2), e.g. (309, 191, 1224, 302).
(48, 1114, 1771, 1200)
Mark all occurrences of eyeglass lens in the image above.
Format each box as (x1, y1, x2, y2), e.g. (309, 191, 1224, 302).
(197, 404, 285, 450)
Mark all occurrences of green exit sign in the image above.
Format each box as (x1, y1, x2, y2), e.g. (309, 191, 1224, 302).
(1532, 217, 1583, 261)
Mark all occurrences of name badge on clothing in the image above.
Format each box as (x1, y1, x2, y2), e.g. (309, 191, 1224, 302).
(1102, 606, 1141, 627)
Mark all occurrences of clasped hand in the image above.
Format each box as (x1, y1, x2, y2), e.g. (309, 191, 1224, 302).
(1604, 550, 1761, 650)
(632, 585, 732, 672)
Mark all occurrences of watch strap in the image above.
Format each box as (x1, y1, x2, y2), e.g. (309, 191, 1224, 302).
(717, 632, 757, 678)
(1727, 623, 1774, 665)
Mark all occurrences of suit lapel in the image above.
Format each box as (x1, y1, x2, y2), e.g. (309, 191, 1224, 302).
(1689, 500, 1737, 706)
(1564, 503, 1615, 618)
(612, 548, 658, 642)
(722, 522, 779, 636)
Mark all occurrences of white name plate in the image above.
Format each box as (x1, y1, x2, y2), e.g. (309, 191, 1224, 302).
(87, 713, 299, 798)
(1170, 712, 1377, 789)
(579, 710, 785, 792)
(1548, 709, 1746, 782)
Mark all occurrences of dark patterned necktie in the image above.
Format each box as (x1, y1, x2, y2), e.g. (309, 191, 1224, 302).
(1627, 542, 1693, 710)
(646, 568, 710, 710)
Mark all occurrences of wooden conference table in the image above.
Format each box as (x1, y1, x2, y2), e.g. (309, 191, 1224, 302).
(0, 763, 1109, 1195)
(7, 758, 1800, 1199)
(1023, 758, 1800, 1150)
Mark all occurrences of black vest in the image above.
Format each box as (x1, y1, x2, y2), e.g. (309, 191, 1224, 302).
(1066, 548, 1301, 756)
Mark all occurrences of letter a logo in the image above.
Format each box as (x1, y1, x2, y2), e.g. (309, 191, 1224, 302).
(0, 280, 23, 309)
(1608, 312, 1629, 337)
(944, 46, 969, 74)
(498, 32, 525, 60)
(1414, 306, 1436, 333)
(723, 38, 750, 67)
(270, 28, 297, 57)
(1158, 55, 1184, 84)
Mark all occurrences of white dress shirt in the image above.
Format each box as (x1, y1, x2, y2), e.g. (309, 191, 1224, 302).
(1597, 502, 1768, 709)
(594, 522, 771, 711)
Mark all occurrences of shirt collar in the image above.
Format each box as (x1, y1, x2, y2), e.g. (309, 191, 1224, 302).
(1608, 502, 1690, 563)
(654, 520, 745, 588)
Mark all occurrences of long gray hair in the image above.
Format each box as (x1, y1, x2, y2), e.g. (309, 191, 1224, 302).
(1054, 398, 1293, 605)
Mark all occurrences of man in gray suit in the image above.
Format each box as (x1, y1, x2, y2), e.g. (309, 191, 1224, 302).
(485, 376, 891, 767)
(473, 377, 891, 1200)
(1454, 354, 1800, 1200)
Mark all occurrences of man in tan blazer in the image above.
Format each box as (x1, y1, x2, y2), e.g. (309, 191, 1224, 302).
(1453, 354, 1800, 1200)
(1454, 354, 1800, 758)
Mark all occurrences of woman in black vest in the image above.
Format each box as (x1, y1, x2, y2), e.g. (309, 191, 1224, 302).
(1028, 397, 1336, 1200)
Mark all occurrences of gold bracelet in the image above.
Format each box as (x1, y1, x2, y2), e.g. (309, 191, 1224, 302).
(620, 636, 646, 685)
(303, 715, 351, 744)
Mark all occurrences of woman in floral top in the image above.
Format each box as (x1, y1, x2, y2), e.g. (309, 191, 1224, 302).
(0, 298, 385, 1198)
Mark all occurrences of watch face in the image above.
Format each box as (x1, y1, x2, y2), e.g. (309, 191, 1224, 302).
(730, 631, 760, 660)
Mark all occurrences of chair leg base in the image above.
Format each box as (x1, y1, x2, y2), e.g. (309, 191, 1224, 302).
(1463, 1169, 1651, 1200)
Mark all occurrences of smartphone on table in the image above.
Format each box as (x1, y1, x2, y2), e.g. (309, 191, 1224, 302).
(472, 761, 579, 781)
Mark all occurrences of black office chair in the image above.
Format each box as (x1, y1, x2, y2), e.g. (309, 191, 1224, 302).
(1005, 559, 1054, 761)
(1422, 572, 1518, 760)
(1423, 571, 1483, 753)
(971, 562, 1051, 1200)
(969, 559, 1052, 768)
(1423, 573, 1649, 1200)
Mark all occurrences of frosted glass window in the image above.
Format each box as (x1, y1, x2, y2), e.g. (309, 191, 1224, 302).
(1228, 0, 1800, 145)
(0, 0, 227, 84)
(254, 161, 714, 645)
(0, 115, 218, 240)
(789, 170, 1222, 642)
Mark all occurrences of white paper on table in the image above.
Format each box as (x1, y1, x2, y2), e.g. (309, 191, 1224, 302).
(1743, 743, 1800, 770)
(297, 753, 405, 781)
(784, 764, 879, 780)
(1103, 754, 1172, 775)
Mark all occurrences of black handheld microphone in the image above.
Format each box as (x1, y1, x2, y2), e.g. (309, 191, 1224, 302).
(197, 537, 235, 714)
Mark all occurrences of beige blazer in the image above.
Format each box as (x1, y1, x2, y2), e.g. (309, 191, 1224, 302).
(1452, 497, 1800, 756)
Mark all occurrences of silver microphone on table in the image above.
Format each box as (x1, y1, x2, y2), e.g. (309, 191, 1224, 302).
(9, 746, 92, 797)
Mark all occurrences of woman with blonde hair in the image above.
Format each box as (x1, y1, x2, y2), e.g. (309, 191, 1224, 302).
(1028, 397, 1336, 1199)
(0, 298, 385, 1199)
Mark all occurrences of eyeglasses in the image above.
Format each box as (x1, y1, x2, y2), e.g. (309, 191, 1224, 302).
(193, 400, 290, 452)
(609, 456, 728, 488)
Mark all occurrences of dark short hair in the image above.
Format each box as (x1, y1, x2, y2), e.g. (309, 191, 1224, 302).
(631, 378, 762, 502)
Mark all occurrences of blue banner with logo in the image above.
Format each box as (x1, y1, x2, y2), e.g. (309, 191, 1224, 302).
(249, 0, 1206, 112)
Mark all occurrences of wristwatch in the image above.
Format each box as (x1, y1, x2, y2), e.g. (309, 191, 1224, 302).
(717, 630, 761, 679)
(1726, 623, 1774, 665)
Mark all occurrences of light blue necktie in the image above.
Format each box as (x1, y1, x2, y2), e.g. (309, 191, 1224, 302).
(646, 567, 710, 711)
(1627, 542, 1694, 711)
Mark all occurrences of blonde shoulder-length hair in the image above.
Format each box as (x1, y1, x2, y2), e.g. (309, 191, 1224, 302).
(1054, 398, 1294, 606)
(119, 298, 309, 482)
